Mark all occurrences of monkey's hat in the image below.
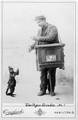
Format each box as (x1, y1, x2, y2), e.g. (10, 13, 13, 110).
(8, 66, 13, 70)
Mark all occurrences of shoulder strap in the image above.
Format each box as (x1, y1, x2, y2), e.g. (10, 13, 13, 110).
(58, 34, 62, 43)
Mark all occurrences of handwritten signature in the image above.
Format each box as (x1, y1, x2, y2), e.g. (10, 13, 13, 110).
(3, 108, 24, 115)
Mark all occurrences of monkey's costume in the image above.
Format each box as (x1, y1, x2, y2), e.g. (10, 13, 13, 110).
(6, 67, 19, 96)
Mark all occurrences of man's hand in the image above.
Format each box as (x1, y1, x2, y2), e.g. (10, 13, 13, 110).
(32, 36, 39, 41)
(28, 47, 32, 52)
(32, 36, 45, 42)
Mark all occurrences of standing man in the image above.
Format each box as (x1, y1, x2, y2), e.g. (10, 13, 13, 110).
(29, 15, 59, 96)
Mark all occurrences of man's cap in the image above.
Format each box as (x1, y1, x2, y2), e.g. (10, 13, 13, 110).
(35, 15, 46, 21)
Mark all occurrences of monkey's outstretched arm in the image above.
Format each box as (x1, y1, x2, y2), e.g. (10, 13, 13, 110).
(14, 69, 19, 76)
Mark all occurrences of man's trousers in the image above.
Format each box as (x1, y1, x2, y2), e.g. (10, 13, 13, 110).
(40, 68, 56, 92)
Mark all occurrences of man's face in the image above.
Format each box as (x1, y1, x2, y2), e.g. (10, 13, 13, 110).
(37, 20, 46, 27)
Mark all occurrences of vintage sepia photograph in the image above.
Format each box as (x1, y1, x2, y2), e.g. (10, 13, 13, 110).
(1, 1, 76, 118)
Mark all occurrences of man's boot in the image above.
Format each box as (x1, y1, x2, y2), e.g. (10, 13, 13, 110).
(50, 92, 55, 96)
(38, 90, 46, 96)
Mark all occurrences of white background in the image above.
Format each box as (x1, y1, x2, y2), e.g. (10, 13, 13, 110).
(3, 1, 75, 88)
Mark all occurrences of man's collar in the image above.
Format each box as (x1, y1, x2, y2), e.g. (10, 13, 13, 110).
(42, 23, 48, 29)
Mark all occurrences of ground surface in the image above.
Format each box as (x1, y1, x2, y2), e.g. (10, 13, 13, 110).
(2, 47, 73, 104)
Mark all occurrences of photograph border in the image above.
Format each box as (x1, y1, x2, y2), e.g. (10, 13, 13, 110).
(1, 1, 77, 118)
